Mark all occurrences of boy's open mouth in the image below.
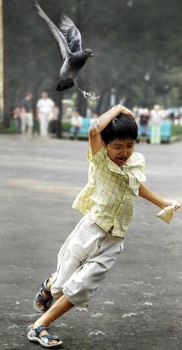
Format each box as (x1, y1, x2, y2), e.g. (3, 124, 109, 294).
(116, 157, 127, 164)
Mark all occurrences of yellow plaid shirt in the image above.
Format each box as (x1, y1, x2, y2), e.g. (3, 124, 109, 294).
(72, 146, 146, 238)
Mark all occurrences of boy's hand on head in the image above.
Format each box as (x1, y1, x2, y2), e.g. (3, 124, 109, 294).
(89, 104, 136, 156)
(114, 105, 134, 118)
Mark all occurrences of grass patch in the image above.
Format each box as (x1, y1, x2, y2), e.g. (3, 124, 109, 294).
(62, 121, 71, 131)
(171, 124, 182, 136)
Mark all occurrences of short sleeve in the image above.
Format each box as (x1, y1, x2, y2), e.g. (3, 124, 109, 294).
(86, 146, 107, 164)
(124, 153, 146, 183)
(130, 153, 146, 183)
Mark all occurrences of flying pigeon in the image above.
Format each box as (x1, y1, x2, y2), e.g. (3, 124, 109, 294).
(35, 1, 94, 92)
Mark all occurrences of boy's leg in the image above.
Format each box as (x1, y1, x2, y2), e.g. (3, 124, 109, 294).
(34, 276, 54, 313)
(33, 216, 88, 313)
(30, 226, 123, 346)
(30, 229, 122, 346)
(34, 294, 74, 327)
(30, 294, 74, 346)
(62, 234, 124, 308)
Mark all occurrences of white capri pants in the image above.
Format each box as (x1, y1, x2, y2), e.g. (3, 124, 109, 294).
(51, 215, 124, 308)
(39, 112, 50, 137)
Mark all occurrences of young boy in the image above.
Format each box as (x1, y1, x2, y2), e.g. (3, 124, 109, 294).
(27, 105, 181, 348)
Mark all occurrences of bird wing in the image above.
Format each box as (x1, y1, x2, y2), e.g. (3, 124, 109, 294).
(35, 1, 71, 60)
(59, 14, 82, 53)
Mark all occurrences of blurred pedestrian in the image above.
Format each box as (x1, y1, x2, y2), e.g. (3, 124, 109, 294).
(49, 104, 60, 135)
(139, 108, 150, 143)
(12, 106, 21, 132)
(150, 104, 163, 144)
(28, 104, 181, 348)
(19, 92, 33, 138)
(36, 91, 55, 138)
(70, 110, 83, 139)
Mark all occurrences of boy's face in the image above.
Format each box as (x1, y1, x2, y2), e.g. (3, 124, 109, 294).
(105, 138, 136, 166)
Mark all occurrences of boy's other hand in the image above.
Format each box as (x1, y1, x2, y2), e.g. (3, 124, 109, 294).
(162, 200, 181, 211)
(114, 105, 134, 118)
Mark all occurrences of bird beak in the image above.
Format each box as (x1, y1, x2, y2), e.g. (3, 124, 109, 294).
(90, 53, 94, 57)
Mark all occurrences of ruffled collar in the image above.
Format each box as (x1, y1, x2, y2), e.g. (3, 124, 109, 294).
(105, 150, 144, 174)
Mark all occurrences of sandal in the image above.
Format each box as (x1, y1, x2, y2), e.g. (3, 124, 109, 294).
(33, 278, 53, 313)
(27, 325, 63, 348)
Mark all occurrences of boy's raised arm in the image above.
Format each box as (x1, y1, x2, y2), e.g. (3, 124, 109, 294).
(88, 105, 134, 155)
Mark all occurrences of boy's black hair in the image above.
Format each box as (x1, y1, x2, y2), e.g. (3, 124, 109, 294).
(101, 113, 138, 145)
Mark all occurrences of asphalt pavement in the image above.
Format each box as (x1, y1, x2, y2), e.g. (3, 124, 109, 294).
(0, 135, 182, 350)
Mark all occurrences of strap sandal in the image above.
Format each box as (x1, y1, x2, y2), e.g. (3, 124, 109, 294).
(33, 278, 53, 313)
(27, 325, 63, 348)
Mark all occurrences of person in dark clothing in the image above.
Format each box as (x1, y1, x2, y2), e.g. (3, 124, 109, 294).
(19, 92, 33, 138)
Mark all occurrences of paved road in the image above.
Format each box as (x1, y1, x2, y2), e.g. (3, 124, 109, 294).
(0, 135, 182, 350)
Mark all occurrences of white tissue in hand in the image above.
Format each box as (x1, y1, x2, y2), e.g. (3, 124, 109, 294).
(157, 205, 175, 224)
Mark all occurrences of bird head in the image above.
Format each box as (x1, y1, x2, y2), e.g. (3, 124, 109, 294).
(83, 49, 94, 57)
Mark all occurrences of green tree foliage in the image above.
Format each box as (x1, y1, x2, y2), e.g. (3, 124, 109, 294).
(3, 0, 182, 125)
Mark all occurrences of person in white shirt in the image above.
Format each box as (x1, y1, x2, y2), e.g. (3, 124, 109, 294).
(150, 104, 163, 144)
(36, 91, 55, 137)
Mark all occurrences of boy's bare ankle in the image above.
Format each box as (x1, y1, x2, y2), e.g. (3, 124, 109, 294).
(33, 321, 48, 329)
